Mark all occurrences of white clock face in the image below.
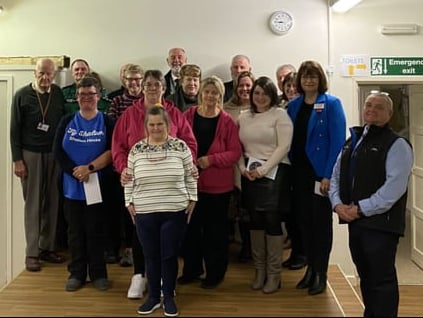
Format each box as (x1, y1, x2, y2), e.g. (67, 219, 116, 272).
(269, 11, 293, 35)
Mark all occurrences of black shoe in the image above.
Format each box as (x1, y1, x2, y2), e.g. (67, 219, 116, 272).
(289, 256, 307, 270)
(200, 278, 223, 289)
(137, 297, 161, 315)
(308, 272, 327, 295)
(177, 275, 201, 285)
(296, 266, 314, 289)
(65, 278, 84, 292)
(163, 297, 178, 317)
(282, 257, 293, 268)
(92, 278, 110, 291)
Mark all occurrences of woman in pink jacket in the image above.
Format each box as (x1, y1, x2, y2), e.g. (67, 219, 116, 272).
(178, 76, 242, 289)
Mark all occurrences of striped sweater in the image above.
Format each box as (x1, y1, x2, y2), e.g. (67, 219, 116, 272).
(108, 90, 143, 120)
(125, 137, 198, 213)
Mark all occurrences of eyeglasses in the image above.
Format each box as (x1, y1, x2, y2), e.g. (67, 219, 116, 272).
(77, 92, 98, 98)
(126, 77, 143, 82)
(144, 82, 162, 89)
(301, 75, 319, 81)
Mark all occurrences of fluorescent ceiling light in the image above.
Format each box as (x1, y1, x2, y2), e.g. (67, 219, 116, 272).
(331, 0, 363, 13)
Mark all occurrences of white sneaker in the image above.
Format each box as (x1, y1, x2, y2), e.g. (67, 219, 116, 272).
(127, 274, 146, 299)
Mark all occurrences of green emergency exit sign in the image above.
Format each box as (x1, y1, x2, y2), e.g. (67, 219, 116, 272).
(370, 57, 423, 76)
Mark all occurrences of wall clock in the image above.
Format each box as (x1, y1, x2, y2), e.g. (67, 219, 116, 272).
(269, 11, 294, 35)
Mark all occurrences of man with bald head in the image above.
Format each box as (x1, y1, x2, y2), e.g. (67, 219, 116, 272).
(223, 54, 252, 102)
(10, 58, 65, 272)
(164, 47, 187, 98)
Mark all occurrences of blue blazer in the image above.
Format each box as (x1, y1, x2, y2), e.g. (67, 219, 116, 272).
(287, 93, 346, 179)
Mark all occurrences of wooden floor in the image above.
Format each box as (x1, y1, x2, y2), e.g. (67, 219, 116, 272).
(0, 244, 420, 317)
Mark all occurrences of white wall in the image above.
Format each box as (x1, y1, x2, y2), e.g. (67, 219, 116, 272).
(1, 0, 422, 287)
(0, 0, 328, 89)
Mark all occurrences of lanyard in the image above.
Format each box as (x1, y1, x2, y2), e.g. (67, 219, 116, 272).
(36, 91, 51, 123)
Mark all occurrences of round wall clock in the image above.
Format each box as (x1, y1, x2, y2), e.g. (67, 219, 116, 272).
(269, 11, 294, 35)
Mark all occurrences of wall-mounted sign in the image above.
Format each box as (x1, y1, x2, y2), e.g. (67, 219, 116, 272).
(340, 55, 369, 77)
(370, 57, 423, 76)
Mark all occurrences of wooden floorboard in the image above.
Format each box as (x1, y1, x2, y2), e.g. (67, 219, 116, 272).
(0, 244, 365, 317)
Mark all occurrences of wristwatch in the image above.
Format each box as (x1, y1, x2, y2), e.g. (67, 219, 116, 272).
(357, 204, 365, 218)
(88, 164, 95, 171)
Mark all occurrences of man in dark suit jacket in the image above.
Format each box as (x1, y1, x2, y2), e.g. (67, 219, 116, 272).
(164, 47, 187, 98)
(223, 54, 251, 102)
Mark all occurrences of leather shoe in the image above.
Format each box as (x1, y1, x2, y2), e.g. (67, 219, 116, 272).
(177, 275, 202, 285)
(289, 256, 307, 270)
(92, 278, 110, 291)
(296, 266, 314, 289)
(65, 278, 83, 292)
(308, 272, 327, 295)
(39, 251, 65, 263)
(282, 257, 292, 268)
(200, 278, 223, 289)
(25, 257, 41, 272)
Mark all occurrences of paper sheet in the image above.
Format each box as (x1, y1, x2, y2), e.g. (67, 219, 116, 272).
(83, 172, 103, 205)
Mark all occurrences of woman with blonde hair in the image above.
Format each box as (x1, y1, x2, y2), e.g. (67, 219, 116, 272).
(180, 76, 242, 289)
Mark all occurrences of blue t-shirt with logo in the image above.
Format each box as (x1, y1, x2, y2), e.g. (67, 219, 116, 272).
(62, 112, 107, 200)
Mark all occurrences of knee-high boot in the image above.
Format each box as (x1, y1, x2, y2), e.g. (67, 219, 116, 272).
(250, 230, 266, 290)
(263, 235, 283, 294)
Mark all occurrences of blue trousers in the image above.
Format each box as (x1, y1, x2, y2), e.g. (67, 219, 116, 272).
(135, 210, 186, 299)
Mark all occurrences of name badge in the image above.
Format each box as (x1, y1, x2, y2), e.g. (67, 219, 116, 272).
(313, 103, 325, 110)
(37, 122, 50, 132)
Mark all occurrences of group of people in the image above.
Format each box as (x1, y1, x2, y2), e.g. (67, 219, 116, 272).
(9, 47, 413, 317)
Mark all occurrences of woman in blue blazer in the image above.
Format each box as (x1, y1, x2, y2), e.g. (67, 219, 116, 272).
(287, 60, 346, 295)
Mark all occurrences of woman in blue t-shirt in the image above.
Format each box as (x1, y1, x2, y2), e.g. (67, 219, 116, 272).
(53, 76, 115, 292)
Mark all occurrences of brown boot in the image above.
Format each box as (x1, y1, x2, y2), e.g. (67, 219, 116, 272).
(263, 235, 283, 294)
(250, 230, 266, 290)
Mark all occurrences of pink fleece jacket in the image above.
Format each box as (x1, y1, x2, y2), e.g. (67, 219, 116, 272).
(111, 97, 197, 173)
(184, 106, 242, 194)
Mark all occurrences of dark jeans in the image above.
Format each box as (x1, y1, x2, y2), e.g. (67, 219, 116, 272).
(136, 210, 186, 299)
(180, 192, 231, 284)
(349, 223, 399, 317)
(63, 198, 107, 282)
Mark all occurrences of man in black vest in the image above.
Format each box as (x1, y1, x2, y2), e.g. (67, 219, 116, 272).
(329, 91, 413, 317)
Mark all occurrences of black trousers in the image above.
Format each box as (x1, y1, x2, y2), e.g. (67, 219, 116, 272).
(180, 192, 231, 283)
(292, 164, 332, 273)
(349, 223, 400, 317)
(63, 198, 107, 282)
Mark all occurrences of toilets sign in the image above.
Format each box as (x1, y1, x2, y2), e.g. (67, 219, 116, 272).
(371, 57, 423, 76)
